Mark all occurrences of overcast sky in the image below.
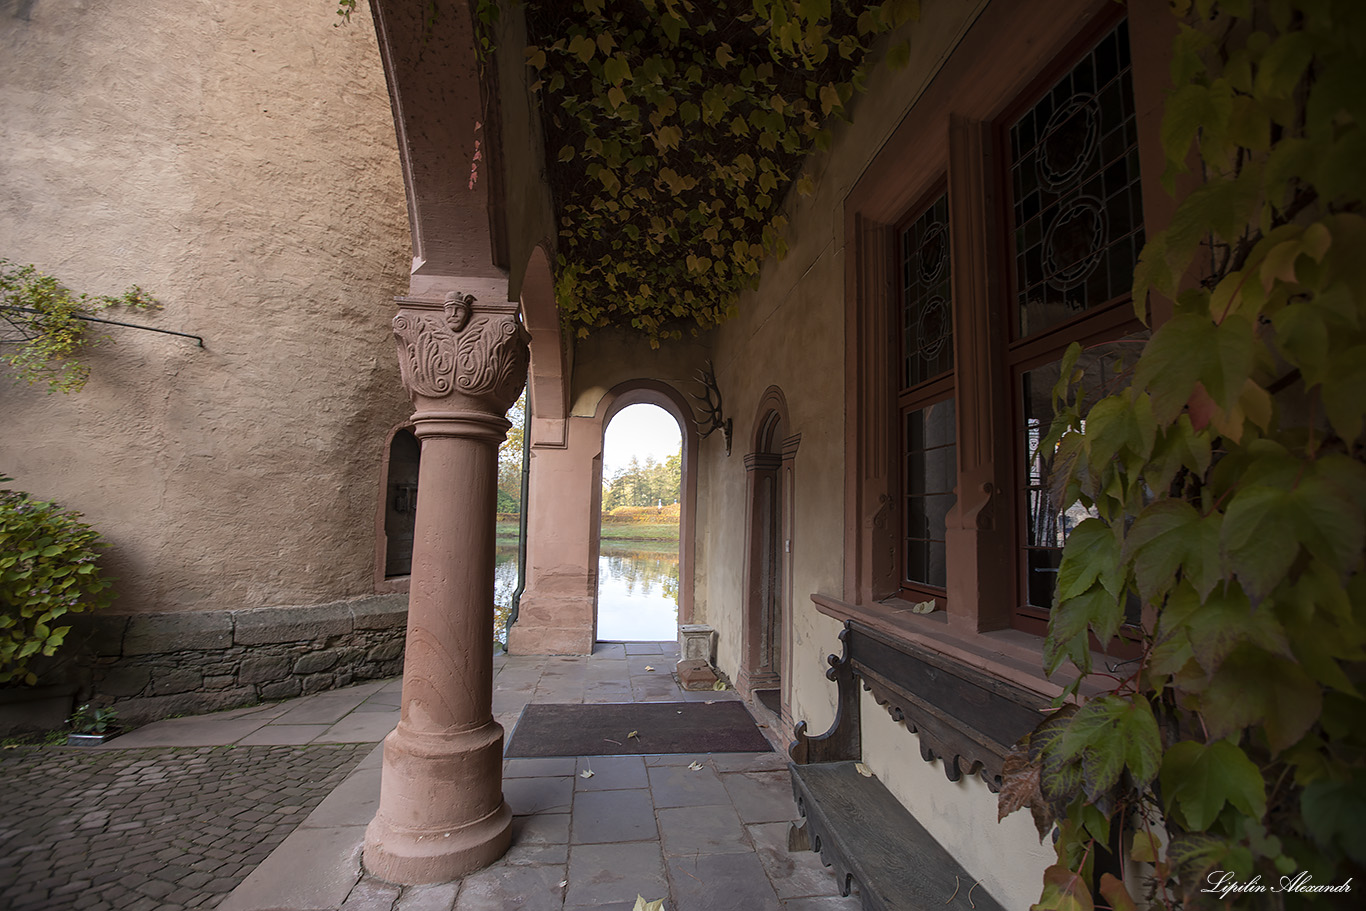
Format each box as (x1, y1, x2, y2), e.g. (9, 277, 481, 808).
(602, 403, 682, 478)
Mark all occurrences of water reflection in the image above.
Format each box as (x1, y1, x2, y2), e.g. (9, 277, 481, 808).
(597, 540, 679, 641)
(492, 540, 679, 645)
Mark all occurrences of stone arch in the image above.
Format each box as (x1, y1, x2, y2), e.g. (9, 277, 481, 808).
(738, 386, 799, 721)
(590, 379, 699, 633)
(519, 245, 569, 448)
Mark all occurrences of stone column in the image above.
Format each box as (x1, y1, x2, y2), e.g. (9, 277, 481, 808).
(364, 291, 529, 884)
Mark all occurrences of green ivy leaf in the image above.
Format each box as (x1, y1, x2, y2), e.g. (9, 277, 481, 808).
(1055, 519, 1122, 603)
(1033, 864, 1094, 911)
(1060, 695, 1163, 799)
(1165, 832, 1230, 884)
(1124, 500, 1221, 603)
(1301, 778, 1366, 865)
(1203, 644, 1322, 753)
(1135, 314, 1213, 422)
(1160, 740, 1266, 831)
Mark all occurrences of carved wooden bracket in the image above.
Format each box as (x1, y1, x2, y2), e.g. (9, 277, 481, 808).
(789, 620, 1048, 790)
(788, 625, 860, 765)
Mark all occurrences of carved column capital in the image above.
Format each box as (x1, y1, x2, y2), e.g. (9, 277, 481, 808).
(392, 292, 529, 415)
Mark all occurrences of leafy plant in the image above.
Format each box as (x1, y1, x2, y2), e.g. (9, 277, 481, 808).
(68, 704, 118, 734)
(524, 0, 917, 345)
(0, 476, 114, 686)
(0, 260, 158, 394)
(1000, 1, 1366, 908)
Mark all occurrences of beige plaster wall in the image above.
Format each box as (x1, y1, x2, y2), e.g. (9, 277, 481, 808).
(566, 327, 712, 419)
(0, 0, 411, 614)
(692, 0, 1051, 900)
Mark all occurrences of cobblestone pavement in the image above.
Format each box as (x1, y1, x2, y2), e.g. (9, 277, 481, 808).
(0, 743, 373, 911)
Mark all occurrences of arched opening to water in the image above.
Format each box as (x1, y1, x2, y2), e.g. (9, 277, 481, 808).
(597, 403, 683, 642)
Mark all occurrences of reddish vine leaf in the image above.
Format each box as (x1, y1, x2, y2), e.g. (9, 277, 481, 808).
(998, 743, 1055, 840)
(1098, 873, 1137, 911)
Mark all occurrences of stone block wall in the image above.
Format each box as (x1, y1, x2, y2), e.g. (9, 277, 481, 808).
(65, 594, 409, 726)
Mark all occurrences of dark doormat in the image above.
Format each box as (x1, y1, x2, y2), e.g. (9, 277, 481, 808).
(505, 701, 774, 757)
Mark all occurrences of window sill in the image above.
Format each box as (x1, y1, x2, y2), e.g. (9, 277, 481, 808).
(810, 592, 1109, 701)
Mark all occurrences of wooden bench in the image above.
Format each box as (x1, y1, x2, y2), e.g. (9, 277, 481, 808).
(787, 620, 1050, 911)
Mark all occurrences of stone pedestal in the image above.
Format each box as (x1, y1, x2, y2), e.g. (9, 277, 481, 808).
(679, 624, 717, 664)
(363, 293, 528, 884)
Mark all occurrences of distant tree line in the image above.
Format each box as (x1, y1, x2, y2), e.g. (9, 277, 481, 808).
(497, 400, 683, 518)
(496, 392, 526, 515)
(602, 448, 681, 512)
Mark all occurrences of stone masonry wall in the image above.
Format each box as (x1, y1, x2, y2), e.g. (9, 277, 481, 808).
(66, 595, 408, 726)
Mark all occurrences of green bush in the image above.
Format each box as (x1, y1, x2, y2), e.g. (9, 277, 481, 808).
(0, 476, 113, 685)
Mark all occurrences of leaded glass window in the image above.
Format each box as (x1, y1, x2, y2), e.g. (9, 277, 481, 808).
(1010, 20, 1144, 338)
(905, 399, 956, 590)
(898, 190, 955, 596)
(901, 193, 952, 389)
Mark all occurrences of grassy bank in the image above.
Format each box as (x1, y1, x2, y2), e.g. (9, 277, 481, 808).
(496, 519, 679, 544)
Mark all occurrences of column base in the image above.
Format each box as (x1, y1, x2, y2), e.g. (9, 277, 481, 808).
(362, 722, 513, 884)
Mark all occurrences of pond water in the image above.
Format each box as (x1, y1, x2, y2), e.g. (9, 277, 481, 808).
(494, 539, 679, 644)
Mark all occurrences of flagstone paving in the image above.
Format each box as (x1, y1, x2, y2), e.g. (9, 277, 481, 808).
(3, 642, 859, 911)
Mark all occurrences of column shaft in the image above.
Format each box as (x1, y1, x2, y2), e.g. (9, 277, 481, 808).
(364, 293, 527, 884)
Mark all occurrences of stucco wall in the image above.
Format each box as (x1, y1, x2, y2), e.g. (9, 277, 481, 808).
(0, 1, 411, 615)
(691, 0, 1052, 904)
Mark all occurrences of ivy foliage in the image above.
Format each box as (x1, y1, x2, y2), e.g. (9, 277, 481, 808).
(999, 1, 1366, 908)
(524, 0, 917, 344)
(0, 476, 113, 686)
(0, 261, 159, 394)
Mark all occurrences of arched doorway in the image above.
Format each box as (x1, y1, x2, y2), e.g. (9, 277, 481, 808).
(596, 403, 683, 641)
(739, 388, 798, 718)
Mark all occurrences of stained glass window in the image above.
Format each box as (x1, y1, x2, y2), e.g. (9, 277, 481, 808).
(901, 193, 953, 389)
(1010, 20, 1144, 338)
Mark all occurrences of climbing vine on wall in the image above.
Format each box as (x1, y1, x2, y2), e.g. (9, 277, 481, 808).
(0, 261, 159, 394)
(337, 0, 916, 344)
(999, 1, 1366, 908)
(524, 0, 917, 344)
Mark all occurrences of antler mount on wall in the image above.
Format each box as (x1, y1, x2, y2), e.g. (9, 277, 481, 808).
(692, 360, 733, 456)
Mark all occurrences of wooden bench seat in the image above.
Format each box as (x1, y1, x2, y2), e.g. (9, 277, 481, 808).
(786, 620, 1049, 911)
(789, 760, 1005, 911)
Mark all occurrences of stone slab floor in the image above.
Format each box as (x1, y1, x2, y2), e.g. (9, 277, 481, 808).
(1, 643, 859, 911)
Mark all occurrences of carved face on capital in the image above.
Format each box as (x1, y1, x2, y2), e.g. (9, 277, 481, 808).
(393, 298, 529, 414)
(443, 292, 473, 332)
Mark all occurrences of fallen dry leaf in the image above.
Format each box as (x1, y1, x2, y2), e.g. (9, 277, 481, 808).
(687, 760, 704, 771)
(644, 665, 655, 672)
(632, 896, 665, 911)
(580, 769, 594, 778)
(855, 762, 873, 778)
(627, 730, 639, 739)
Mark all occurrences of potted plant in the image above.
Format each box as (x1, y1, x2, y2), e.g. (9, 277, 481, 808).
(67, 704, 119, 745)
(0, 474, 114, 737)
